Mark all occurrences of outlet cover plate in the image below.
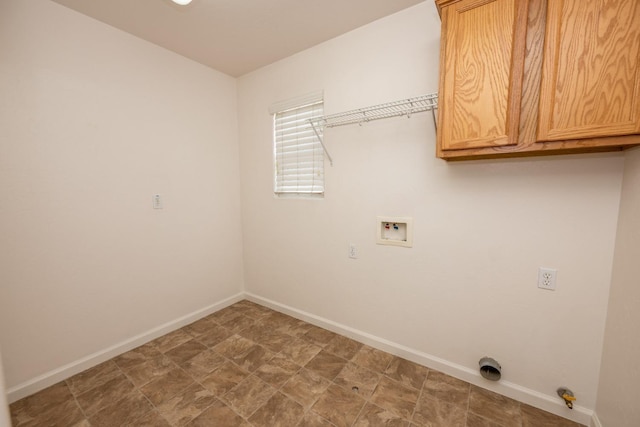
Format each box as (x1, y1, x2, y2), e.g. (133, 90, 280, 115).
(349, 243, 357, 259)
(538, 267, 557, 290)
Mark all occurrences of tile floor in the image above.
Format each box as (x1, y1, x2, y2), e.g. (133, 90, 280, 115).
(9, 300, 584, 426)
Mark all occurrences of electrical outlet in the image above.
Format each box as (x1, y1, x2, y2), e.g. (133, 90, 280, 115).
(538, 267, 557, 290)
(153, 194, 163, 209)
(349, 243, 357, 259)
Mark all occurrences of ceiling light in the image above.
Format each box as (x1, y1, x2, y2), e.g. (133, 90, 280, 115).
(171, 0, 192, 5)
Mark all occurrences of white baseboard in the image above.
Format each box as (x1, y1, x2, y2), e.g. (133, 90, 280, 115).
(245, 292, 593, 426)
(6, 292, 244, 403)
(5, 290, 596, 426)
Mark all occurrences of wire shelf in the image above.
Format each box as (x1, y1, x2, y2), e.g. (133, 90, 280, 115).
(309, 93, 438, 128)
(307, 92, 438, 167)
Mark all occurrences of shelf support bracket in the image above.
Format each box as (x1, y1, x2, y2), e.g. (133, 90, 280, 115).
(310, 121, 334, 167)
(431, 107, 438, 131)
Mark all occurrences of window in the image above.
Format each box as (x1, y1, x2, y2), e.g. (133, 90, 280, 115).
(273, 94, 324, 197)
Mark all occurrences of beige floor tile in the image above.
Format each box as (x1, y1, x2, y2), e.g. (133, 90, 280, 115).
(352, 345, 394, 373)
(113, 343, 162, 371)
(178, 348, 226, 380)
(195, 324, 232, 347)
(88, 390, 153, 427)
(222, 314, 256, 333)
(214, 334, 275, 372)
(156, 383, 217, 427)
(76, 373, 136, 416)
(65, 360, 121, 395)
(121, 352, 175, 387)
(305, 350, 348, 380)
(521, 404, 582, 427)
(234, 343, 274, 372)
(412, 394, 466, 427)
(468, 386, 522, 427)
(324, 335, 364, 360)
(255, 329, 297, 353)
(311, 384, 366, 427)
(165, 339, 208, 365)
(370, 376, 420, 420)
(354, 402, 410, 427)
(234, 301, 274, 319)
(280, 338, 323, 366)
(222, 375, 276, 418)
(384, 357, 429, 390)
(13, 402, 84, 427)
(200, 360, 250, 397)
(10, 382, 85, 427)
(152, 329, 193, 353)
(214, 334, 255, 358)
(465, 412, 506, 427)
(186, 399, 252, 427)
(304, 326, 340, 347)
(278, 318, 314, 338)
(252, 312, 291, 331)
(249, 391, 305, 427)
(298, 410, 337, 427)
(281, 368, 332, 408)
(238, 322, 270, 340)
(422, 370, 470, 408)
(123, 409, 171, 427)
(182, 316, 219, 337)
(10, 382, 72, 423)
(333, 362, 381, 399)
(254, 353, 302, 388)
(208, 306, 245, 324)
(139, 367, 194, 406)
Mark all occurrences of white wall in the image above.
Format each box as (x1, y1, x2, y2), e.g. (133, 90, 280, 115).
(0, 0, 631, 422)
(595, 147, 640, 427)
(238, 2, 624, 421)
(0, 0, 243, 397)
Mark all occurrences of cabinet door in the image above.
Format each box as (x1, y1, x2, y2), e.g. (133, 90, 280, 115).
(538, 0, 640, 141)
(437, 0, 528, 152)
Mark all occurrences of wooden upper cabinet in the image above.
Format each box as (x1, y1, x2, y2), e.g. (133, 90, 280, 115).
(436, 0, 528, 153)
(538, 0, 640, 141)
(435, 0, 640, 160)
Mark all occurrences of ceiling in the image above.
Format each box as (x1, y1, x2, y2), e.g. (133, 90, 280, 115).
(51, 0, 425, 77)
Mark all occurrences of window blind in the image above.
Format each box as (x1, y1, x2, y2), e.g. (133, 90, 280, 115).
(274, 100, 324, 195)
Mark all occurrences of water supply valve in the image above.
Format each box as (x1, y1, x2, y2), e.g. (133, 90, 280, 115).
(557, 387, 576, 409)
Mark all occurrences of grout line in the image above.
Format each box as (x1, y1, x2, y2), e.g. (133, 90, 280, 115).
(112, 359, 160, 426)
(410, 370, 427, 424)
(463, 379, 471, 427)
(67, 381, 90, 424)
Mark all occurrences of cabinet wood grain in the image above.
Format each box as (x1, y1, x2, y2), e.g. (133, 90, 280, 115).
(538, 0, 640, 141)
(435, 0, 640, 160)
(437, 0, 528, 152)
